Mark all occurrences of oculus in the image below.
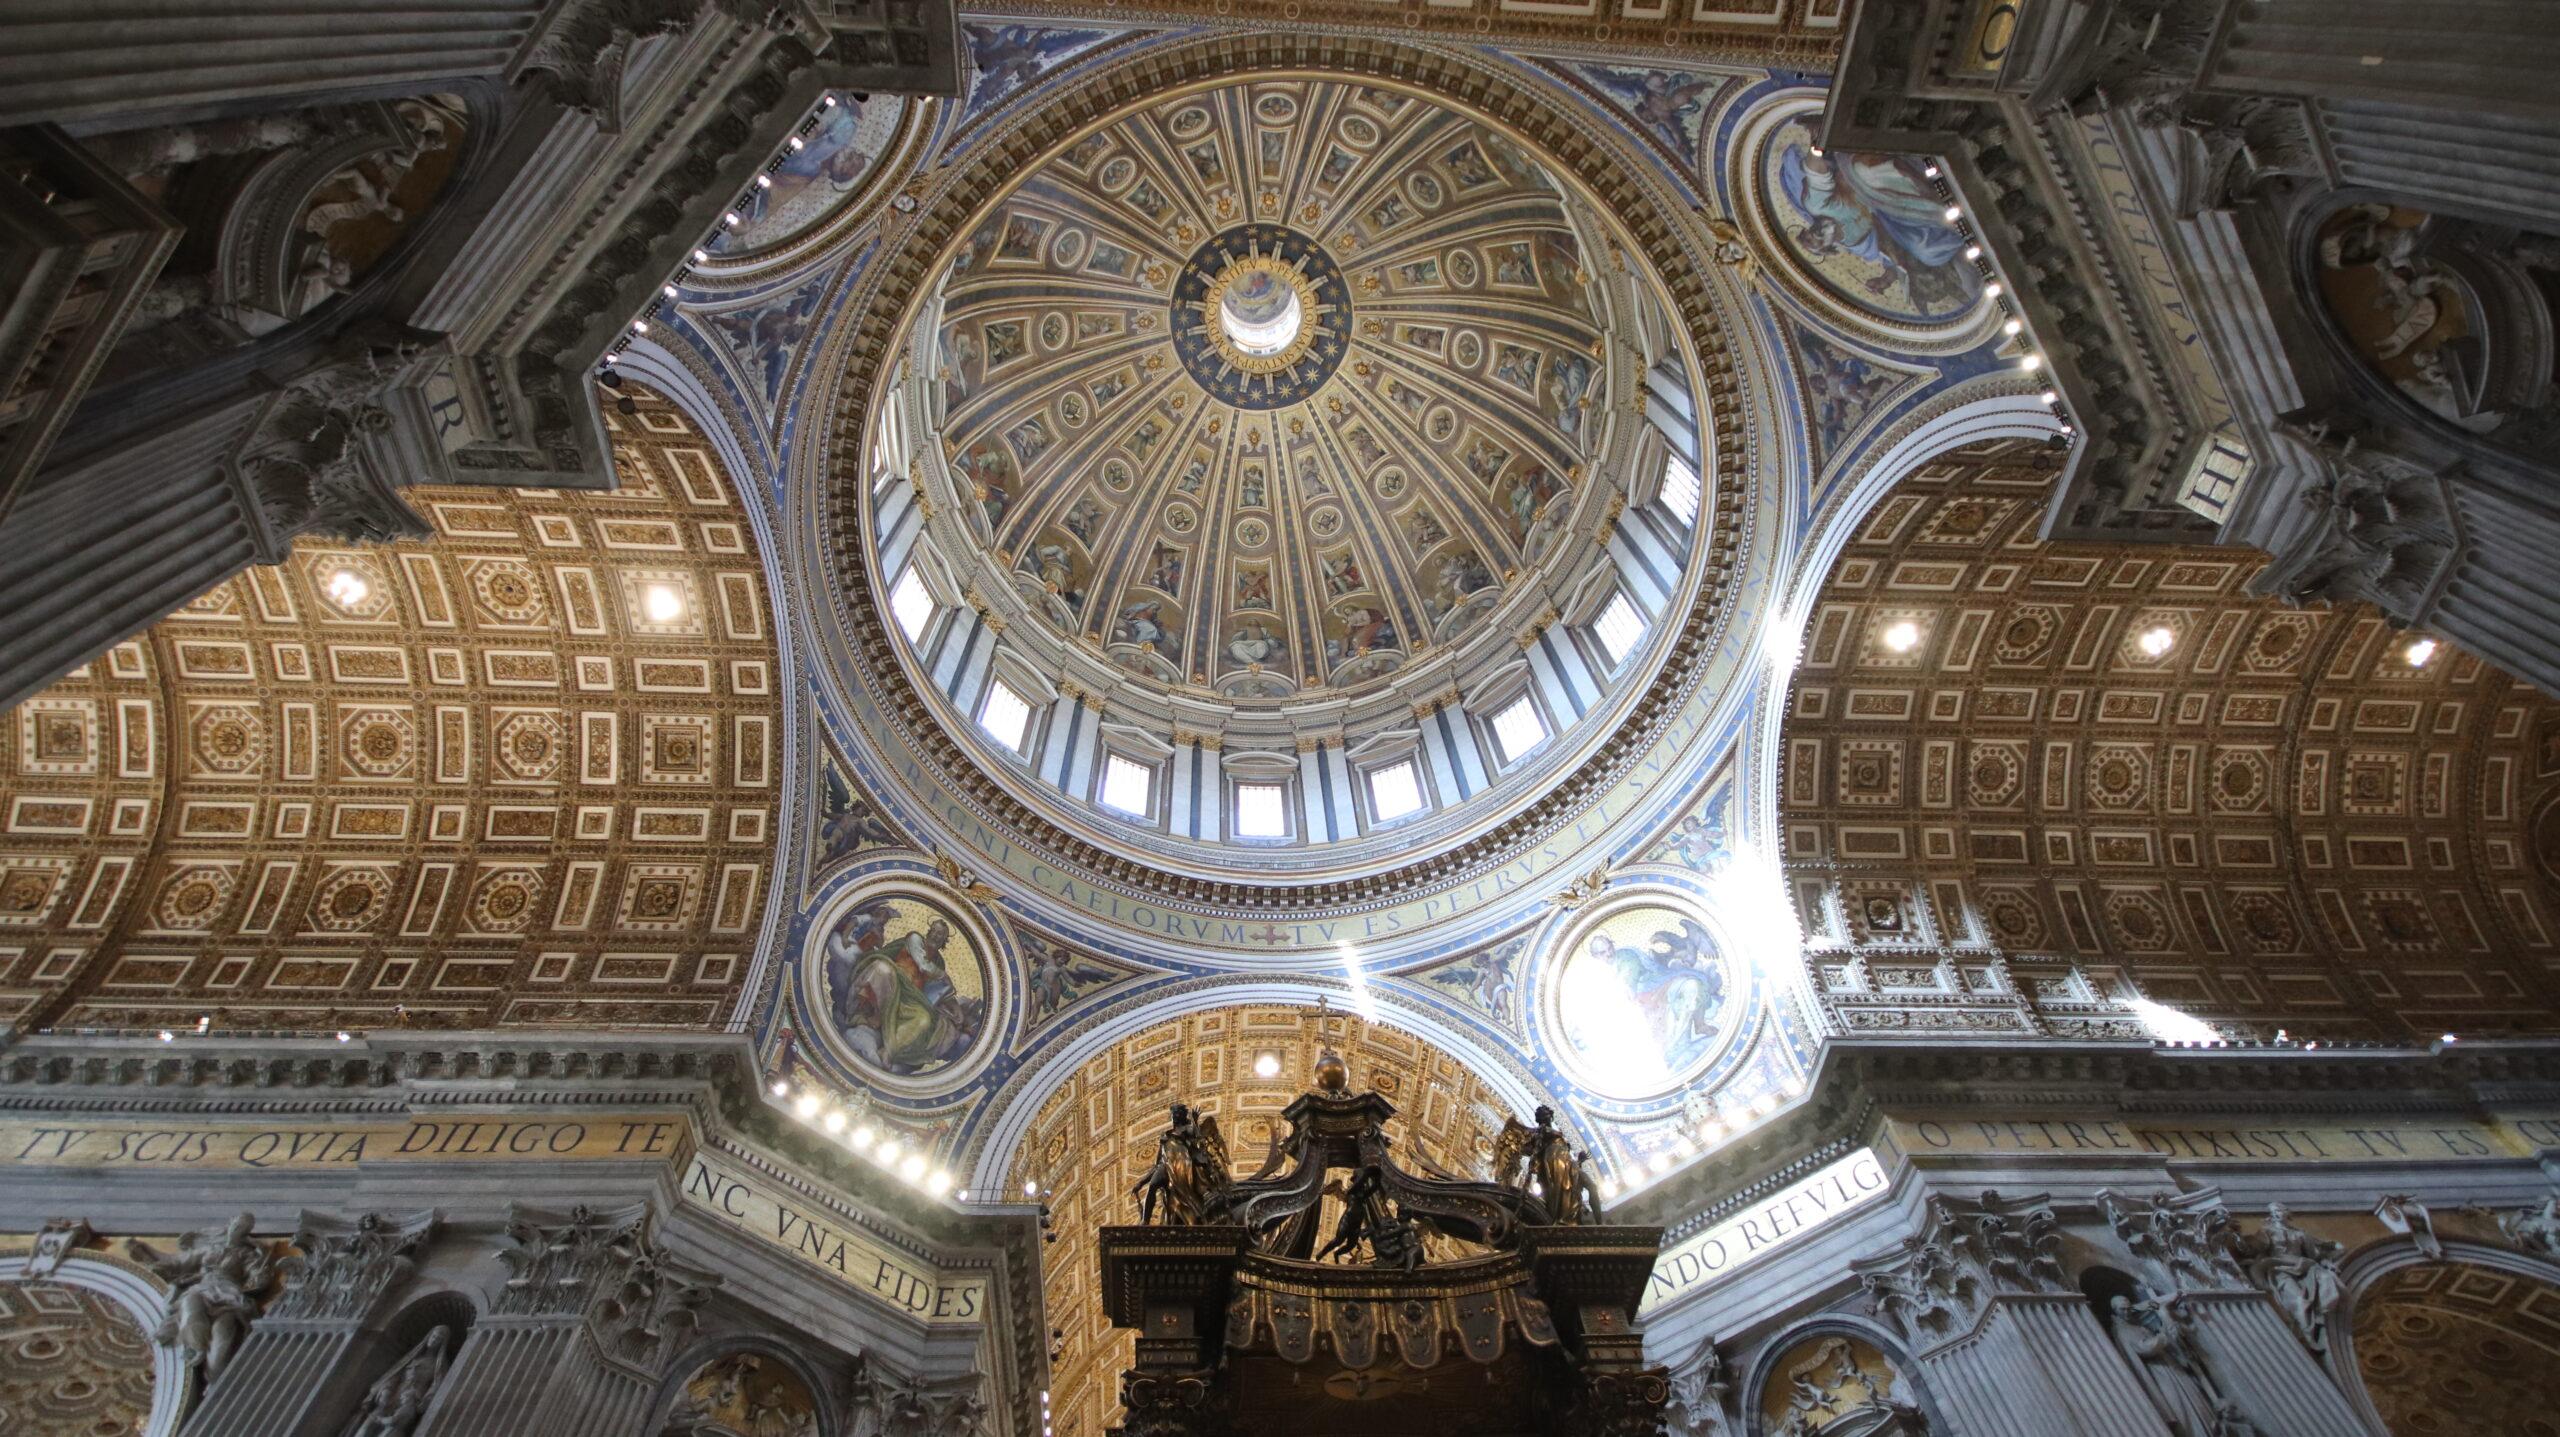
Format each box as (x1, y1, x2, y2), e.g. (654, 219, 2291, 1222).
(1171, 225, 1352, 406)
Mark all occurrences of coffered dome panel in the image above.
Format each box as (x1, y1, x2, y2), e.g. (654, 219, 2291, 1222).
(863, 72, 1714, 881)
(932, 80, 1614, 701)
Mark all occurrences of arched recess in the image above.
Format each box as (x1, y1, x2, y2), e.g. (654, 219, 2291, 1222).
(1737, 1315, 1941, 1437)
(2331, 1239, 2560, 1437)
(1002, 1003, 1531, 1437)
(335, 1289, 476, 1437)
(0, 1248, 189, 1437)
(1775, 430, 2560, 1042)
(965, 977, 1563, 1194)
(641, 1333, 836, 1437)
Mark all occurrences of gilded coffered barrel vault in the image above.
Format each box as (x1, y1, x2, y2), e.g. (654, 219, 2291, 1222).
(15, 4, 2560, 1437)
(0, 385, 782, 1033)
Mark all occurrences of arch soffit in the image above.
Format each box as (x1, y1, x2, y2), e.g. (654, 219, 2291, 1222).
(2328, 1235, 2560, 1437)
(961, 977, 1567, 1191)
(0, 1249, 190, 1437)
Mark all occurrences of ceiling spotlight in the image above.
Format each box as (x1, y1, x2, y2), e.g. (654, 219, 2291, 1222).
(1985, 281, 2004, 297)
(1254, 1052, 1281, 1078)
(1882, 619, 1921, 653)
(770, 1079, 788, 1097)
(1701, 1119, 1726, 1142)
(928, 1169, 954, 1195)
(2442, 1032, 2460, 1044)
(755, 174, 773, 189)
(157, 1029, 174, 1043)
(788, 136, 805, 150)
(850, 1124, 875, 1151)
(630, 319, 649, 334)
(1942, 204, 1962, 222)
(822, 95, 838, 107)
(662, 284, 677, 298)
(1924, 163, 1941, 178)
(900, 1153, 928, 1181)
(2138, 625, 2176, 657)
(723, 212, 741, 226)
(2040, 389, 2059, 405)
(693, 248, 709, 262)
(2404, 636, 2439, 667)
(876, 1139, 901, 1165)
(2003, 318, 2023, 337)
(1753, 1092, 1780, 1115)
(642, 583, 685, 622)
(1963, 244, 1982, 261)
(1026, 1179, 1040, 1197)
(1808, 144, 1824, 157)
(793, 1093, 820, 1119)
(2019, 353, 2043, 372)
(325, 569, 369, 606)
(1649, 1152, 1673, 1173)
(822, 1109, 846, 1134)
(336, 1031, 352, 1043)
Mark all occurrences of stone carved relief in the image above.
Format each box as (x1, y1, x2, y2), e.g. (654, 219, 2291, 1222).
(593, 1233, 721, 1370)
(2493, 1194, 2560, 1257)
(131, 1211, 276, 1382)
(2103, 1286, 2256, 1437)
(2374, 1193, 2443, 1260)
(1666, 1337, 1732, 1437)
(2046, 0, 2221, 115)
(2100, 1189, 2248, 1294)
(271, 1210, 439, 1323)
(1854, 1190, 2068, 1346)
(848, 1353, 989, 1437)
(2249, 422, 2456, 616)
(238, 357, 433, 551)
(342, 1325, 453, 1437)
(24, 1216, 94, 1279)
(2231, 1203, 2345, 1359)
(492, 1202, 650, 1317)
(2130, 94, 2323, 218)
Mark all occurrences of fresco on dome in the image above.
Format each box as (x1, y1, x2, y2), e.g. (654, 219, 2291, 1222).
(818, 895, 990, 1077)
(1562, 64, 1732, 170)
(1766, 115, 1982, 325)
(1551, 905, 1731, 1098)
(719, 95, 903, 251)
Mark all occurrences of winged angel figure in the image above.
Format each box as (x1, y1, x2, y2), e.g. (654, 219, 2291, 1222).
(1491, 1105, 1600, 1224)
(1132, 1103, 1233, 1225)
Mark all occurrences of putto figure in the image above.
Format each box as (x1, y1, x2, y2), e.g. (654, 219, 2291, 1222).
(135, 1211, 275, 1381)
(1132, 1102, 1233, 1225)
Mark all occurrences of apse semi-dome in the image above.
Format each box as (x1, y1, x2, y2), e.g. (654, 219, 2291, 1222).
(861, 76, 1707, 877)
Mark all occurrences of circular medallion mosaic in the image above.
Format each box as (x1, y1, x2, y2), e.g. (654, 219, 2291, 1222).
(1542, 899, 1742, 1100)
(1169, 225, 1352, 408)
(805, 882, 1003, 1088)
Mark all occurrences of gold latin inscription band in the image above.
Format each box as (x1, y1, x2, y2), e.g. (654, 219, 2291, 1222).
(680, 1152, 988, 1326)
(1881, 1114, 2560, 1165)
(0, 1114, 688, 1170)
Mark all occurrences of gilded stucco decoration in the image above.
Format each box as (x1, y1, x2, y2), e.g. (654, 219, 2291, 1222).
(1781, 437, 2560, 1041)
(0, 385, 781, 1032)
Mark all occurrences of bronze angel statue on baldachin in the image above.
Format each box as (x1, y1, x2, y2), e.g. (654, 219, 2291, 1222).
(1491, 1104, 1600, 1224)
(1132, 1102, 1233, 1225)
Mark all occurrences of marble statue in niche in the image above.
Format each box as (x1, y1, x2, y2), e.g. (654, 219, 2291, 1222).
(342, 1326, 452, 1437)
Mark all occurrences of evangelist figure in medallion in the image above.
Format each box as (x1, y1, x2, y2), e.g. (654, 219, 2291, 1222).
(821, 897, 989, 1077)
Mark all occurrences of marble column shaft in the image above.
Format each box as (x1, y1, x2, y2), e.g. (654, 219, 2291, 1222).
(1908, 1297, 2173, 1437)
